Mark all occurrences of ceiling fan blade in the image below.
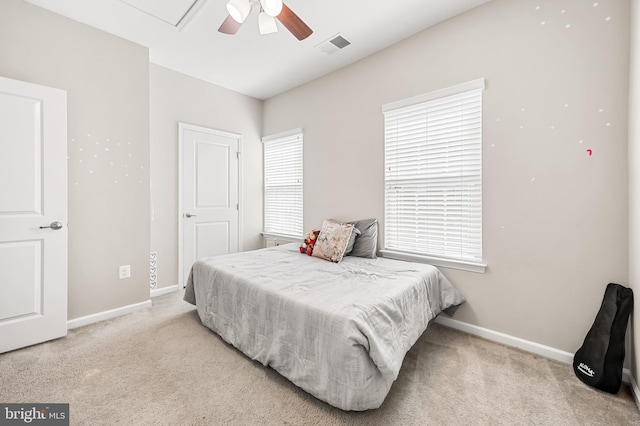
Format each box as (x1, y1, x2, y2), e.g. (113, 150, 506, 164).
(277, 4, 313, 41)
(218, 15, 242, 35)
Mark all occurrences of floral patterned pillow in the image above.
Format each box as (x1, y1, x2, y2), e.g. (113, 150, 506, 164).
(311, 219, 355, 263)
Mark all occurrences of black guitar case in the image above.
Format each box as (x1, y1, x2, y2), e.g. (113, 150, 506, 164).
(573, 283, 633, 393)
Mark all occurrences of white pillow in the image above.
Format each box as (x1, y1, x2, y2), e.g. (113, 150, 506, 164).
(312, 219, 355, 263)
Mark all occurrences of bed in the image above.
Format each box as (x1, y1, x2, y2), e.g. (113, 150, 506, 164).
(184, 242, 465, 411)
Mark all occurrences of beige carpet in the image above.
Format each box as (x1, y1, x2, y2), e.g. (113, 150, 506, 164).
(1, 292, 638, 425)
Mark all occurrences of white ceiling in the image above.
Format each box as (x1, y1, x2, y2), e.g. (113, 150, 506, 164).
(24, 0, 491, 100)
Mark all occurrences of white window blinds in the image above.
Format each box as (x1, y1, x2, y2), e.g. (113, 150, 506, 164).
(263, 130, 303, 238)
(383, 80, 484, 263)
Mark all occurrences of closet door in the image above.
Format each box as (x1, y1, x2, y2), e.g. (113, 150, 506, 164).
(0, 76, 68, 353)
(179, 123, 241, 287)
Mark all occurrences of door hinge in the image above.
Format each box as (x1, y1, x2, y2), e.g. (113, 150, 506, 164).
(236, 151, 241, 159)
(236, 203, 239, 210)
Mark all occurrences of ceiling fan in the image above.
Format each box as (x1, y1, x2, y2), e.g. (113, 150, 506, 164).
(218, 0, 313, 40)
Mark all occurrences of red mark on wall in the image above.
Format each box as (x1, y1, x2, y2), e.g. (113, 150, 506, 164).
(587, 149, 592, 156)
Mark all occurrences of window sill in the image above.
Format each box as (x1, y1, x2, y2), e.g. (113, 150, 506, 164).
(379, 250, 487, 274)
(261, 232, 302, 242)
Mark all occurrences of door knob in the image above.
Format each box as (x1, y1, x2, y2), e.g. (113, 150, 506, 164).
(40, 221, 63, 230)
(185, 213, 197, 218)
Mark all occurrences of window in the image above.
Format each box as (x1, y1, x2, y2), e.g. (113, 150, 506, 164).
(263, 129, 303, 238)
(382, 79, 485, 272)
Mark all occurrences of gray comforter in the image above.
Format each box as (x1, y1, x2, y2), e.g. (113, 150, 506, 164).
(184, 243, 465, 411)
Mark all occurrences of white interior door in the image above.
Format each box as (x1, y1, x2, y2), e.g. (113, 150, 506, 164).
(180, 123, 241, 287)
(0, 76, 67, 353)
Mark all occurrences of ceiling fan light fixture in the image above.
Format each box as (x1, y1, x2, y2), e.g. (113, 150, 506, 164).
(261, 0, 283, 17)
(227, 0, 251, 23)
(258, 11, 278, 34)
(218, 0, 311, 41)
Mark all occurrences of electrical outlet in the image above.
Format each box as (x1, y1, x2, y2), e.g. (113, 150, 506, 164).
(119, 265, 131, 279)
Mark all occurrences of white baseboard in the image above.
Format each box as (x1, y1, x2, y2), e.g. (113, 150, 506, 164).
(151, 284, 179, 298)
(630, 373, 640, 411)
(67, 300, 152, 330)
(435, 316, 574, 364)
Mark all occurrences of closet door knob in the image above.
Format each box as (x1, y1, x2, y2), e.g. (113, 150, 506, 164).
(40, 221, 63, 230)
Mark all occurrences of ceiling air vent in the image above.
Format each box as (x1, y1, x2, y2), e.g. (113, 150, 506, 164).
(316, 34, 351, 55)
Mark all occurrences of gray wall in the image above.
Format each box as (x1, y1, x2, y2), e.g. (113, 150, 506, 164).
(149, 64, 263, 290)
(629, 0, 639, 388)
(0, 0, 150, 319)
(263, 0, 631, 353)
